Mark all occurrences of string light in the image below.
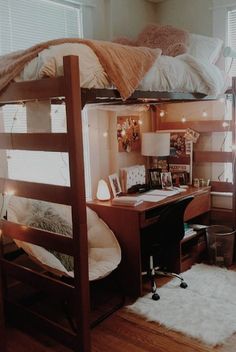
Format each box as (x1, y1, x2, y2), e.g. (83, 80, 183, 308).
(59, 153, 69, 186)
(160, 110, 165, 117)
(4, 190, 15, 196)
(158, 105, 213, 124)
(87, 119, 143, 139)
(0, 190, 15, 220)
(0, 194, 5, 220)
(222, 121, 229, 128)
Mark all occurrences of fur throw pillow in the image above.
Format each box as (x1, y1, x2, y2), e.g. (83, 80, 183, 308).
(136, 24, 189, 56)
(113, 36, 136, 46)
(26, 202, 74, 272)
(113, 24, 189, 57)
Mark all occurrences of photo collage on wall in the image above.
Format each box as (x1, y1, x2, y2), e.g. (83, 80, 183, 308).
(156, 130, 193, 186)
(168, 130, 193, 185)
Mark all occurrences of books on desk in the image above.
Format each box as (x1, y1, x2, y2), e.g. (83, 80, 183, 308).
(147, 188, 186, 196)
(138, 194, 167, 202)
(138, 187, 186, 203)
(111, 196, 143, 207)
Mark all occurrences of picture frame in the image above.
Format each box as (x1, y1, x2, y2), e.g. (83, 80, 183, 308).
(171, 171, 189, 186)
(108, 173, 122, 197)
(148, 168, 162, 189)
(161, 172, 173, 189)
(117, 115, 141, 153)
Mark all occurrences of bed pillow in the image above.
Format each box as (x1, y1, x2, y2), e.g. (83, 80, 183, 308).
(187, 33, 223, 64)
(112, 36, 136, 46)
(136, 24, 190, 57)
(7, 197, 121, 281)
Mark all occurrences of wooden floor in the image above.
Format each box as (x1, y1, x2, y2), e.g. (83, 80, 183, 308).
(4, 268, 236, 352)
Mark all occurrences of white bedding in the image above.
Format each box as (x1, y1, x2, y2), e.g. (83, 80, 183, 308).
(18, 43, 228, 97)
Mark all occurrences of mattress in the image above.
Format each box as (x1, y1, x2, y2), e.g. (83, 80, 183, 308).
(17, 43, 228, 97)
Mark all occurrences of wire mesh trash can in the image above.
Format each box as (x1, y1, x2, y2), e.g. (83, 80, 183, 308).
(206, 225, 235, 267)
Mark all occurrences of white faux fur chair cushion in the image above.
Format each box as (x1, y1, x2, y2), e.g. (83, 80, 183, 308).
(7, 196, 121, 281)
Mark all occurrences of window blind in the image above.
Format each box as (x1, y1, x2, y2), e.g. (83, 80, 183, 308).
(225, 9, 236, 182)
(227, 8, 236, 77)
(0, 0, 93, 191)
(0, 0, 82, 137)
(0, 0, 82, 54)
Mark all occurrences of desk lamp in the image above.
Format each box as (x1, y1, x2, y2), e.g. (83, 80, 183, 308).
(141, 132, 170, 168)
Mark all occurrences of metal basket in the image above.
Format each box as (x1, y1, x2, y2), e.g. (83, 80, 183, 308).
(206, 225, 235, 267)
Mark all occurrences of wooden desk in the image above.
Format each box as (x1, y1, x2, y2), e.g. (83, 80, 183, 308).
(87, 186, 211, 298)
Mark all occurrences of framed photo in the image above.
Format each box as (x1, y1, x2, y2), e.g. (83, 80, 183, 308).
(117, 115, 141, 153)
(109, 173, 122, 197)
(171, 171, 189, 186)
(161, 172, 173, 189)
(148, 168, 162, 189)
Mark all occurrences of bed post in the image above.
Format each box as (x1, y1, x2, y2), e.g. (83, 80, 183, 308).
(232, 77, 236, 230)
(63, 55, 90, 352)
(0, 233, 6, 352)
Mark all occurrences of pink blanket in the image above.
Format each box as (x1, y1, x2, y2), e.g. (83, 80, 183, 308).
(0, 38, 161, 99)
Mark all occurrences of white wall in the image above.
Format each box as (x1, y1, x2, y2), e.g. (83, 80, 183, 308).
(83, 0, 228, 40)
(155, 0, 213, 36)
(87, 106, 151, 199)
(108, 0, 157, 40)
(82, 0, 156, 40)
(81, 0, 222, 40)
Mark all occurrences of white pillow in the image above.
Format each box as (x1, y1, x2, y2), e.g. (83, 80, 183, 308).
(187, 33, 223, 64)
(7, 197, 121, 281)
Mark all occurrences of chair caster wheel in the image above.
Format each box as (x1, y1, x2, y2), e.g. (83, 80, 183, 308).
(152, 293, 160, 301)
(180, 281, 188, 289)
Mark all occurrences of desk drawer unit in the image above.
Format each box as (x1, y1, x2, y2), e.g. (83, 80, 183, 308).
(184, 191, 211, 221)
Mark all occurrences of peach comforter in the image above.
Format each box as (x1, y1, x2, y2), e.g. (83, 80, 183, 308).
(0, 38, 161, 100)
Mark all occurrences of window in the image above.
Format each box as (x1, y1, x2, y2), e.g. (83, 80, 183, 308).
(227, 8, 236, 78)
(0, 0, 83, 54)
(2, 104, 70, 186)
(0, 0, 92, 200)
(2, 103, 92, 199)
(224, 8, 236, 183)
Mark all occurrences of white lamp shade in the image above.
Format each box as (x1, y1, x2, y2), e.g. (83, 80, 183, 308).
(96, 179, 111, 201)
(141, 132, 170, 156)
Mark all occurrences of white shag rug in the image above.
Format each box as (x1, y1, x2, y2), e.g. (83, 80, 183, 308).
(127, 264, 236, 346)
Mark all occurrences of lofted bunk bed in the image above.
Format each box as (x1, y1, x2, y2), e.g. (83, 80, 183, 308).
(0, 37, 234, 352)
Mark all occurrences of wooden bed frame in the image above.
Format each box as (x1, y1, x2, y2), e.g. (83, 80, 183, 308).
(0, 55, 235, 352)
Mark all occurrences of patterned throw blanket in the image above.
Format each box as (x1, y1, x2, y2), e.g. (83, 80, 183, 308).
(0, 38, 161, 99)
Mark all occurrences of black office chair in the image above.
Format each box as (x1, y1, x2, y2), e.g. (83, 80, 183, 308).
(141, 196, 194, 301)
